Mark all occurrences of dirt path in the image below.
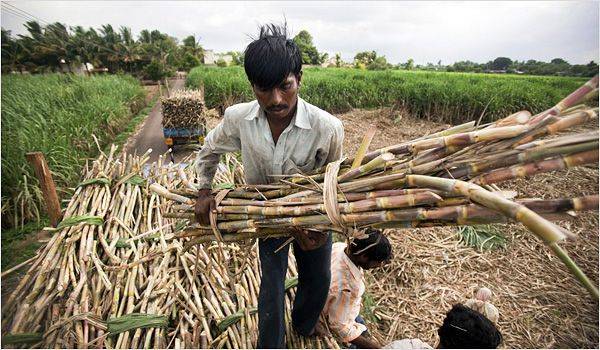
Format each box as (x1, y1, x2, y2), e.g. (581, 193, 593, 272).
(125, 78, 195, 163)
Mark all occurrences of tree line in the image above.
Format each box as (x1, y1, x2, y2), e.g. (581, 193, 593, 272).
(443, 57, 598, 77)
(2, 24, 597, 78)
(1, 21, 204, 80)
(351, 52, 597, 77)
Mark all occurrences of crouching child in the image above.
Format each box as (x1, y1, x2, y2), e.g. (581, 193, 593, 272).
(320, 228, 392, 349)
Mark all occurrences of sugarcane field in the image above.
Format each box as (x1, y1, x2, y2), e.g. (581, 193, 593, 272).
(1, 2, 599, 349)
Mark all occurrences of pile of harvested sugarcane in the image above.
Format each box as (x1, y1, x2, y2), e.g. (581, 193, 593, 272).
(161, 89, 206, 129)
(151, 76, 600, 299)
(1, 147, 338, 349)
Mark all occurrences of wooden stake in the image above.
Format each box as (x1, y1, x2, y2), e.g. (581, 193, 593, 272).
(26, 152, 62, 227)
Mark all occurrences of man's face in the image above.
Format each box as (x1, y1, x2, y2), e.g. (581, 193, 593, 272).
(252, 72, 301, 120)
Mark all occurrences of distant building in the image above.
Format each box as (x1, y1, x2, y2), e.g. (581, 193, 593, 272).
(203, 50, 233, 65)
(203, 50, 217, 65)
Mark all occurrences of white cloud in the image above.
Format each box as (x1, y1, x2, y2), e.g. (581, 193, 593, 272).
(1, 0, 598, 64)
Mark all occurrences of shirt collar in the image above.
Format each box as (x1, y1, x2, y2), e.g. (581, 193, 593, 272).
(245, 97, 312, 130)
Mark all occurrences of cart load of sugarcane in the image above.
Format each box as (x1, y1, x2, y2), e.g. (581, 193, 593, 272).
(161, 89, 207, 129)
(150, 76, 600, 299)
(1, 149, 339, 349)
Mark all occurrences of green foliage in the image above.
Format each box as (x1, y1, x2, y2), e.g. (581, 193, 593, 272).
(187, 65, 587, 123)
(226, 51, 244, 66)
(216, 58, 228, 67)
(144, 59, 172, 81)
(404, 58, 415, 70)
(443, 56, 598, 77)
(1, 74, 145, 227)
(179, 35, 204, 70)
(354, 51, 377, 67)
(179, 52, 200, 71)
(457, 225, 508, 251)
(361, 291, 379, 324)
(334, 53, 342, 68)
(293, 30, 326, 65)
(1, 21, 200, 77)
(367, 56, 389, 70)
(1, 217, 48, 269)
(492, 57, 513, 70)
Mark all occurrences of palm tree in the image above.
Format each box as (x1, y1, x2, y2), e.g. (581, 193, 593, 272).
(118, 26, 138, 72)
(98, 24, 122, 72)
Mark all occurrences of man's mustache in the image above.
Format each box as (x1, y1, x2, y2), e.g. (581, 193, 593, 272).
(267, 104, 288, 111)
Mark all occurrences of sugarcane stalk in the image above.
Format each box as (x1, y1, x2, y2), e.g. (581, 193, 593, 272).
(473, 149, 599, 185)
(407, 174, 598, 299)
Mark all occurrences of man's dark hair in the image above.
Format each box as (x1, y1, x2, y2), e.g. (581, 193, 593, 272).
(244, 23, 302, 89)
(438, 304, 502, 349)
(349, 228, 392, 262)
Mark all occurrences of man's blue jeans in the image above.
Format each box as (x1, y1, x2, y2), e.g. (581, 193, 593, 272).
(257, 234, 333, 348)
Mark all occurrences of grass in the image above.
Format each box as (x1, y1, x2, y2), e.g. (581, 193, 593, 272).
(187, 66, 588, 124)
(1, 73, 145, 228)
(456, 225, 508, 251)
(361, 291, 380, 324)
(1, 217, 48, 270)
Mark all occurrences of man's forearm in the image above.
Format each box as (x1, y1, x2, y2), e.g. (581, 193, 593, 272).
(196, 148, 220, 189)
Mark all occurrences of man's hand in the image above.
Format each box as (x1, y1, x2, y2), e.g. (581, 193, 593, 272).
(292, 228, 328, 251)
(195, 189, 215, 225)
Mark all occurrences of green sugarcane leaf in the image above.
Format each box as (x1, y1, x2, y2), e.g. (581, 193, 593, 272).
(1, 333, 43, 346)
(50, 215, 104, 231)
(124, 175, 146, 186)
(214, 182, 235, 190)
(107, 313, 168, 335)
(77, 177, 111, 188)
(216, 307, 258, 333)
(174, 221, 187, 232)
(457, 225, 507, 251)
(285, 277, 298, 290)
(114, 238, 131, 248)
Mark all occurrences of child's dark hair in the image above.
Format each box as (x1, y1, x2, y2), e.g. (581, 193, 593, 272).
(438, 304, 502, 349)
(349, 228, 392, 262)
(244, 23, 302, 89)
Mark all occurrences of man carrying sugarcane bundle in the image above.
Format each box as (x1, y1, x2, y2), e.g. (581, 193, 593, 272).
(194, 23, 344, 348)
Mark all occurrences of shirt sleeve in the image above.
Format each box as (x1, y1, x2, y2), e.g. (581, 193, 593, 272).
(326, 287, 367, 343)
(195, 110, 242, 189)
(325, 119, 344, 163)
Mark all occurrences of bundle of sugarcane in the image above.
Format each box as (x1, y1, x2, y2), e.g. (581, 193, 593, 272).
(151, 76, 600, 298)
(1, 145, 169, 348)
(161, 89, 206, 129)
(1, 147, 339, 349)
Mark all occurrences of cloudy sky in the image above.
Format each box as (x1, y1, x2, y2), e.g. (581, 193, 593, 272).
(2, 1, 598, 65)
